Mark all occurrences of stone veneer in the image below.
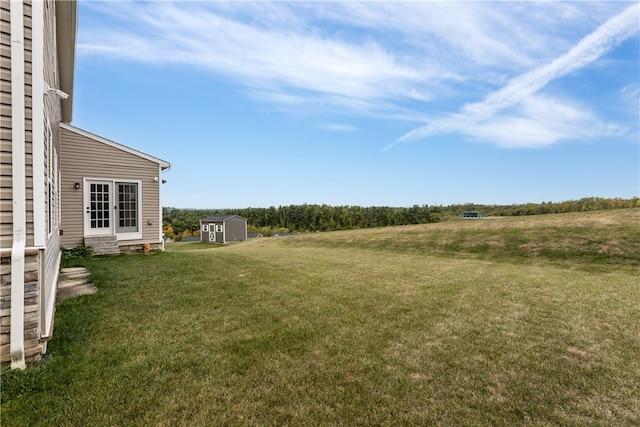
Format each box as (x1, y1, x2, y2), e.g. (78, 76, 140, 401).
(0, 249, 43, 365)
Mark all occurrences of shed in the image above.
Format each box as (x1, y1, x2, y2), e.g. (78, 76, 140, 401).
(200, 215, 248, 243)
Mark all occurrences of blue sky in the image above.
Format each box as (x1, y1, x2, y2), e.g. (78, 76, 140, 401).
(72, 1, 639, 209)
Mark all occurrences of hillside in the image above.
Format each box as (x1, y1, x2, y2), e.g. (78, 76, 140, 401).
(163, 197, 640, 239)
(247, 208, 640, 270)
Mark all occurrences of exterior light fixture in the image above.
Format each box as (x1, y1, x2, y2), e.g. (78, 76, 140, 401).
(74, 182, 80, 189)
(45, 84, 69, 99)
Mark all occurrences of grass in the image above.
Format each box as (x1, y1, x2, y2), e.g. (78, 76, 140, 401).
(2, 209, 639, 426)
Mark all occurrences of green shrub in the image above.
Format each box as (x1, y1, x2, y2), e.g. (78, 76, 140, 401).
(61, 245, 94, 260)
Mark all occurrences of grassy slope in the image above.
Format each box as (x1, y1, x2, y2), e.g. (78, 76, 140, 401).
(2, 209, 639, 426)
(278, 208, 640, 269)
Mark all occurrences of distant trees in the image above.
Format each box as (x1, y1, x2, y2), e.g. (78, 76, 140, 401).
(162, 197, 639, 238)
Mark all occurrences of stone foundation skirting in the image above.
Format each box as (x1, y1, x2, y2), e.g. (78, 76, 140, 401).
(118, 242, 164, 253)
(0, 249, 43, 366)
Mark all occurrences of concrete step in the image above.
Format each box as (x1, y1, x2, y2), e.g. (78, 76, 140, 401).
(60, 267, 88, 275)
(57, 279, 89, 289)
(59, 270, 90, 280)
(57, 267, 98, 302)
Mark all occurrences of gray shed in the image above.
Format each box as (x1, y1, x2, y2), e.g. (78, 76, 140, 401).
(200, 215, 248, 243)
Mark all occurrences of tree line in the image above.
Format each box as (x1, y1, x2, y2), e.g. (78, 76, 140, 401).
(163, 197, 639, 240)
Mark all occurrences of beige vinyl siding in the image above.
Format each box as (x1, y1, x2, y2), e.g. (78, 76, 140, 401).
(1, 0, 36, 248)
(0, 0, 13, 248)
(60, 127, 163, 248)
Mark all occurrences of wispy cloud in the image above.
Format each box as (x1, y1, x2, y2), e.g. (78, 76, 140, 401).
(386, 3, 639, 150)
(461, 95, 627, 149)
(78, 1, 439, 117)
(78, 1, 638, 150)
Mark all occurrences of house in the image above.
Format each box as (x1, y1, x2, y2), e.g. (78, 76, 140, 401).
(59, 124, 170, 255)
(200, 215, 247, 244)
(273, 232, 298, 237)
(1, 0, 77, 368)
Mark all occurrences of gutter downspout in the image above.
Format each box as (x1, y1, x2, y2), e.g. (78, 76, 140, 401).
(10, 0, 27, 370)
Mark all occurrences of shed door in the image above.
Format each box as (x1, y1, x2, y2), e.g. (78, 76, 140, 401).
(84, 180, 113, 236)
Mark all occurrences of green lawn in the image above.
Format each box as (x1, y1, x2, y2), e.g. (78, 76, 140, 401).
(2, 209, 639, 426)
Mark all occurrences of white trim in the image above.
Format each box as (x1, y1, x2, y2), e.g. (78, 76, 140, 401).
(158, 165, 164, 250)
(32, 0, 46, 247)
(60, 123, 171, 169)
(41, 249, 61, 339)
(116, 232, 143, 241)
(10, 0, 27, 370)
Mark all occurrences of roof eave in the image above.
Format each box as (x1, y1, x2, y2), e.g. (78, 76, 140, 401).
(56, 0, 77, 123)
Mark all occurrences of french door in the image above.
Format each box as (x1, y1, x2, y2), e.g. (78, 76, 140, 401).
(85, 180, 113, 236)
(84, 179, 141, 238)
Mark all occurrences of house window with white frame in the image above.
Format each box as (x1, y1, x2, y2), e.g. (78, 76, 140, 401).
(45, 119, 59, 235)
(202, 223, 208, 232)
(215, 224, 223, 232)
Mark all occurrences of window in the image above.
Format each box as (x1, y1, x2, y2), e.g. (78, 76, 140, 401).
(216, 224, 223, 232)
(45, 119, 59, 235)
(202, 224, 208, 232)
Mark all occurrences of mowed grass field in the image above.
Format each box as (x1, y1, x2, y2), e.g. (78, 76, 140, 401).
(2, 209, 639, 426)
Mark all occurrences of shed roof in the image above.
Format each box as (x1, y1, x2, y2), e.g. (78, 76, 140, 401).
(201, 215, 247, 223)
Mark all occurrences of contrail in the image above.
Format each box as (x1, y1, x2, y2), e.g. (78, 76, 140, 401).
(383, 3, 640, 151)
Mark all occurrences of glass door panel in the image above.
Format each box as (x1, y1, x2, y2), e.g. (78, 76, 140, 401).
(85, 180, 112, 235)
(116, 182, 139, 234)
